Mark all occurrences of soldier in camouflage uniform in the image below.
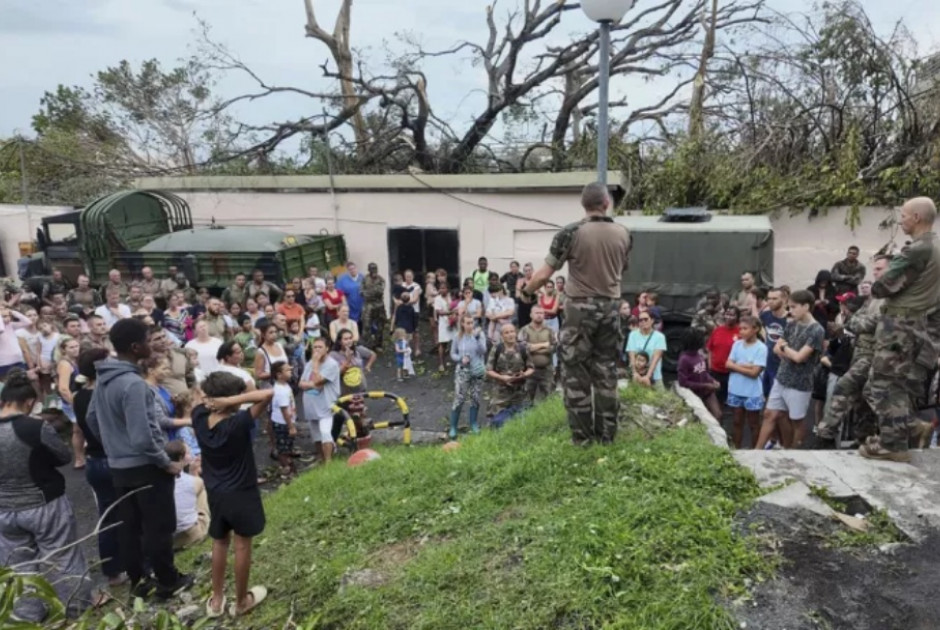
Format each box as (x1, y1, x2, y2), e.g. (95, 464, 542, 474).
(814, 255, 889, 448)
(485, 324, 535, 428)
(518, 305, 557, 403)
(520, 182, 632, 445)
(361, 263, 388, 350)
(690, 291, 724, 335)
(860, 198, 940, 462)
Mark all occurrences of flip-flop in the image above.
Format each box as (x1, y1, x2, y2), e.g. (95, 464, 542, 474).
(206, 595, 226, 619)
(228, 586, 267, 617)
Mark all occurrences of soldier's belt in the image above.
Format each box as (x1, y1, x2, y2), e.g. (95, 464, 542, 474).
(881, 305, 929, 317)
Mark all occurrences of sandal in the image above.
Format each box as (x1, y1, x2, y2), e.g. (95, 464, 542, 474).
(91, 590, 112, 609)
(228, 586, 267, 617)
(206, 594, 226, 619)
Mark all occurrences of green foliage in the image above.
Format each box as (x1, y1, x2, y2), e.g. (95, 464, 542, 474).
(172, 393, 769, 629)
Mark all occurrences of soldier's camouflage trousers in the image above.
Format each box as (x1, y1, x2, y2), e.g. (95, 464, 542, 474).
(361, 302, 388, 348)
(525, 366, 554, 404)
(863, 314, 932, 452)
(559, 297, 622, 443)
(816, 355, 877, 441)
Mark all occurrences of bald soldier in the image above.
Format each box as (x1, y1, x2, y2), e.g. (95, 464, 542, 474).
(860, 197, 940, 462)
(520, 182, 631, 444)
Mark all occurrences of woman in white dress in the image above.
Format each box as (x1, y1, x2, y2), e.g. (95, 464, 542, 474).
(433, 285, 456, 372)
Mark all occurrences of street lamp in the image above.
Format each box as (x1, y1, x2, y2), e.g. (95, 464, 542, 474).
(580, 0, 636, 186)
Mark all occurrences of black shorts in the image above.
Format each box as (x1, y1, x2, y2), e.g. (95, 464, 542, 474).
(272, 422, 294, 455)
(208, 488, 266, 539)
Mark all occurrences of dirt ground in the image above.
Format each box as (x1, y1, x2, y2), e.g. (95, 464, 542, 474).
(734, 503, 940, 630)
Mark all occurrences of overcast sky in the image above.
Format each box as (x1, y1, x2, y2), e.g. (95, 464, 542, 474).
(2, 0, 938, 143)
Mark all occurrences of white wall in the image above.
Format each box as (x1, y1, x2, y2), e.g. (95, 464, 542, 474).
(176, 190, 585, 284)
(0, 205, 72, 278)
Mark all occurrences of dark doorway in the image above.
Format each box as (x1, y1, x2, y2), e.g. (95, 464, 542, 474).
(387, 228, 460, 288)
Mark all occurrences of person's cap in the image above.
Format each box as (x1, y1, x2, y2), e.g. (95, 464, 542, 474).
(835, 292, 857, 303)
(368, 263, 378, 271)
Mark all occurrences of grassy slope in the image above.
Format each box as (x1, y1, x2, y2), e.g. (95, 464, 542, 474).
(196, 389, 768, 630)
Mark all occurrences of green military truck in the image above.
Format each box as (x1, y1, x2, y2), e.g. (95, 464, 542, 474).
(24, 190, 347, 289)
(617, 208, 774, 371)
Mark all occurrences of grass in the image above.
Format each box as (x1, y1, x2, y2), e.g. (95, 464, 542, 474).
(809, 485, 908, 549)
(182, 388, 771, 630)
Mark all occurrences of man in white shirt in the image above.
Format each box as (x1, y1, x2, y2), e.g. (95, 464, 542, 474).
(184, 321, 223, 375)
(486, 285, 516, 343)
(94, 289, 132, 329)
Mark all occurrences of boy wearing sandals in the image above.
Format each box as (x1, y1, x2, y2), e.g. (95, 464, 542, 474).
(193, 371, 274, 618)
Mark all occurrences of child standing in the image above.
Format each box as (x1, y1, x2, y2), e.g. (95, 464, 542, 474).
(391, 293, 418, 353)
(193, 372, 274, 619)
(392, 328, 413, 381)
(270, 362, 297, 478)
(725, 315, 768, 449)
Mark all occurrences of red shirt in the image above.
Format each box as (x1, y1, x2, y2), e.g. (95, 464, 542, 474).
(706, 325, 739, 374)
(321, 289, 345, 314)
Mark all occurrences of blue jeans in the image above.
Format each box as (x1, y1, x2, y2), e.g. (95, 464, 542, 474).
(84, 457, 123, 579)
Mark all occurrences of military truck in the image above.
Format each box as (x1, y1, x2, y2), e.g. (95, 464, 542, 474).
(24, 190, 347, 289)
(617, 208, 774, 371)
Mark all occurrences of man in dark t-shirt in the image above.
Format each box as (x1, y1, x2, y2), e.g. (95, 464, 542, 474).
(193, 372, 274, 618)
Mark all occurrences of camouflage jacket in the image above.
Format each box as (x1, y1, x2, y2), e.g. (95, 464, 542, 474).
(846, 297, 883, 358)
(830, 259, 866, 294)
(67, 287, 102, 310)
(103, 281, 129, 299)
(690, 307, 720, 335)
(222, 284, 248, 307)
(486, 343, 534, 412)
(362, 274, 386, 303)
(872, 232, 940, 313)
(133, 278, 161, 297)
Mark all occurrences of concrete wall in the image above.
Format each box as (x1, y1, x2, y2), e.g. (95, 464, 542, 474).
(0, 204, 71, 278)
(769, 206, 898, 289)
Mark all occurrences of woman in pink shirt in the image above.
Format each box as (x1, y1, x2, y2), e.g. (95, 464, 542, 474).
(0, 307, 32, 382)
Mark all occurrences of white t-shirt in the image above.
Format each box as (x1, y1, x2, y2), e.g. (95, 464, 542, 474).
(95, 304, 132, 328)
(214, 364, 254, 387)
(271, 382, 295, 425)
(403, 282, 422, 313)
(173, 472, 199, 533)
(305, 313, 322, 338)
(185, 337, 223, 374)
(15, 328, 41, 363)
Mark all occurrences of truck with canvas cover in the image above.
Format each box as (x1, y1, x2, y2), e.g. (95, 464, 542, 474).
(23, 190, 348, 289)
(617, 208, 774, 370)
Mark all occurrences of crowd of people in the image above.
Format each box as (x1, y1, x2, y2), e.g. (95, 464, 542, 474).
(0, 255, 571, 621)
(1, 190, 938, 623)
(677, 199, 940, 459)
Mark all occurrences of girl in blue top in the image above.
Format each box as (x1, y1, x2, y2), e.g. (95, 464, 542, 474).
(725, 315, 767, 449)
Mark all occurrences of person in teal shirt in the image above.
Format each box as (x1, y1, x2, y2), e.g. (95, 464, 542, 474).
(625, 312, 668, 386)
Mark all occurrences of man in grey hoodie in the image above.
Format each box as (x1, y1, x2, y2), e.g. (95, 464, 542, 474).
(86, 318, 193, 599)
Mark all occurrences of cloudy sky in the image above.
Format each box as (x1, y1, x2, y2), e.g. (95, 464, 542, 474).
(2, 0, 938, 144)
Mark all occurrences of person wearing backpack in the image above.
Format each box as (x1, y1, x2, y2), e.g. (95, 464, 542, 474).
(485, 324, 534, 429)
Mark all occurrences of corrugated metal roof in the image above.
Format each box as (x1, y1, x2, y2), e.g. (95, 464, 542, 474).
(139, 227, 315, 253)
(133, 171, 625, 192)
(615, 213, 773, 233)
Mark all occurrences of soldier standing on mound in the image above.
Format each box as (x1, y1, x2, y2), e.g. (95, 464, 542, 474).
(520, 182, 631, 445)
(860, 197, 940, 462)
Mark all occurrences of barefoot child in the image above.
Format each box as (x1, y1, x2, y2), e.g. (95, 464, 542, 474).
(193, 372, 274, 619)
(270, 361, 297, 478)
(725, 315, 767, 449)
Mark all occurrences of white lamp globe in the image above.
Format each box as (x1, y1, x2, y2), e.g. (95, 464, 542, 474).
(580, 0, 636, 23)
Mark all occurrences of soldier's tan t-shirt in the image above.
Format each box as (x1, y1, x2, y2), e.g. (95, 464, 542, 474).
(546, 216, 631, 299)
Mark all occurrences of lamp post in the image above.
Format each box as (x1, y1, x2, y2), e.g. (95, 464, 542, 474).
(580, 0, 635, 186)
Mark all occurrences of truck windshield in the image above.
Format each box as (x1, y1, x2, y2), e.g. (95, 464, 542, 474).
(46, 222, 78, 245)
